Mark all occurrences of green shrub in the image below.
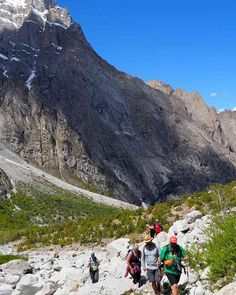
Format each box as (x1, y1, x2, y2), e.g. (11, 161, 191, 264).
(204, 213, 236, 286)
(0, 255, 27, 264)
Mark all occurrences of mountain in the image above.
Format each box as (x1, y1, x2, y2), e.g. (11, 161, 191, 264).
(0, 0, 236, 205)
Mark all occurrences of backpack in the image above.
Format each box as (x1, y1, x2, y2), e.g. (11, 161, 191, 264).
(163, 244, 183, 272)
(127, 249, 141, 260)
(89, 257, 98, 271)
(155, 223, 163, 234)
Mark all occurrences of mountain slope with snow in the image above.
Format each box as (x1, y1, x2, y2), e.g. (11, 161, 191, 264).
(0, 0, 236, 205)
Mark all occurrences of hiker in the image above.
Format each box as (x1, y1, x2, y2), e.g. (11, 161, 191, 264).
(126, 241, 142, 285)
(148, 222, 163, 239)
(142, 235, 161, 295)
(149, 223, 156, 238)
(160, 236, 186, 295)
(155, 222, 163, 236)
(87, 252, 100, 284)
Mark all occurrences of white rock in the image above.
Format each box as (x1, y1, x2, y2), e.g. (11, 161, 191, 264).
(16, 274, 43, 295)
(204, 290, 213, 295)
(195, 281, 205, 295)
(1, 260, 32, 276)
(189, 286, 197, 295)
(35, 282, 57, 295)
(0, 284, 13, 295)
(215, 282, 236, 295)
(188, 270, 198, 285)
(155, 231, 169, 249)
(170, 220, 190, 235)
(178, 272, 188, 289)
(185, 210, 203, 224)
(200, 266, 210, 280)
(106, 238, 130, 260)
(5, 275, 20, 286)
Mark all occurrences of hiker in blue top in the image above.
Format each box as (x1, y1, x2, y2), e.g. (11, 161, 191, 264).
(126, 241, 142, 286)
(87, 252, 100, 283)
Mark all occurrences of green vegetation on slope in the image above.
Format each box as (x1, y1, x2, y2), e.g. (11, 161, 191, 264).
(0, 255, 27, 264)
(188, 213, 236, 288)
(0, 180, 236, 253)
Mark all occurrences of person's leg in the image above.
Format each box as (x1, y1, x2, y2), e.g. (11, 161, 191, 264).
(94, 270, 99, 283)
(90, 270, 95, 283)
(147, 269, 159, 293)
(171, 284, 178, 295)
(154, 269, 161, 294)
(151, 282, 158, 294)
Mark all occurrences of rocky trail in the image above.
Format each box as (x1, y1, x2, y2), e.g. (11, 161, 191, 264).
(0, 210, 235, 295)
(0, 142, 137, 210)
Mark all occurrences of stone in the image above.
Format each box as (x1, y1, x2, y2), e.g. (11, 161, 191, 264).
(188, 270, 198, 284)
(170, 220, 190, 235)
(35, 282, 57, 295)
(185, 210, 203, 224)
(178, 272, 188, 289)
(195, 281, 205, 295)
(215, 282, 236, 295)
(0, 284, 13, 295)
(1, 260, 32, 276)
(15, 274, 43, 295)
(106, 238, 130, 260)
(200, 267, 210, 280)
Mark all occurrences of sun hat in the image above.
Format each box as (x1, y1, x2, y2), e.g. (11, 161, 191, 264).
(143, 235, 153, 243)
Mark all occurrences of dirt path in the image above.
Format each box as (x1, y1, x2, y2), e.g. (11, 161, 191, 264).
(0, 142, 138, 210)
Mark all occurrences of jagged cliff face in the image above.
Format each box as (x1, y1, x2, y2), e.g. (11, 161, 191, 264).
(0, 1, 236, 205)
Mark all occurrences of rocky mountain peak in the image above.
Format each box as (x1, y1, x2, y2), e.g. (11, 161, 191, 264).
(0, 0, 70, 30)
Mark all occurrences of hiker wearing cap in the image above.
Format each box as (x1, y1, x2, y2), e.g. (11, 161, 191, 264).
(87, 252, 100, 283)
(126, 241, 142, 286)
(142, 235, 161, 295)
(160, 236, 186, 295)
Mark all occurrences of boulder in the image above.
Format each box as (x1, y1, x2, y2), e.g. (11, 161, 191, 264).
(200, 266, 210, 280)
(185, 210, 202, 224)
(5, 275, 20, 287)
(215, 282, 236, 295)
(155, 231, 169, 249)
(188, 270, 198, 284)
(195, 281, 205, 295)
(169, 220, 189, 235)
(178, 272, 188, 289)
(0, 284, 13, 295)
(35, 282, 57, 295)
(106, 238, 130, 260)
(15, 274, 43, 295)
(1, 260, 32, 276)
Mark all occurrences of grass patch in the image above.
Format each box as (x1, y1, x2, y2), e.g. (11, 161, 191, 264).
(0, 254, 27, 264)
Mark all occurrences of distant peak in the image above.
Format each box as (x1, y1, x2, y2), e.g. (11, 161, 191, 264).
(0, 0, 56, 10)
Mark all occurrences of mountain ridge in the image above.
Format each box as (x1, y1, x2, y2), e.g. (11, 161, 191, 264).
(0, 1, 236, 205)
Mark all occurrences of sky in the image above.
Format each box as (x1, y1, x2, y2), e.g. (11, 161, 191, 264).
(58, 0, 236, 111)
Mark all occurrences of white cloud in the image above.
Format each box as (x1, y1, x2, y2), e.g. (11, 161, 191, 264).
(210, 92, 217, 97)
(232, 106, 236, 112)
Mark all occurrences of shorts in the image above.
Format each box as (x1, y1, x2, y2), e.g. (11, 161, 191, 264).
(166, 272, 181, 286)
(147, 269, 160, 283)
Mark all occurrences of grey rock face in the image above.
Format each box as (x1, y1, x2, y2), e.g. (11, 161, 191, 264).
(0, 168, 10, 197)
(0, 2, 236, 205)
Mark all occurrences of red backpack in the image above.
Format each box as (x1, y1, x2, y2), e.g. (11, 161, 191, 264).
(155, 223, 163, 234)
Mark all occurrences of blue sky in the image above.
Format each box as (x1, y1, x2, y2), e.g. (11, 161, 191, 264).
(58, 0, 236, 111)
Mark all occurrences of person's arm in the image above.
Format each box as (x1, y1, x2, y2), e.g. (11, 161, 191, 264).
(141, 247, 146, 270)
(87, 260, 90, 268)
(126, 252, 134, 273)
(156, 247, 161, 266)
(159, 246, 166, 262)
